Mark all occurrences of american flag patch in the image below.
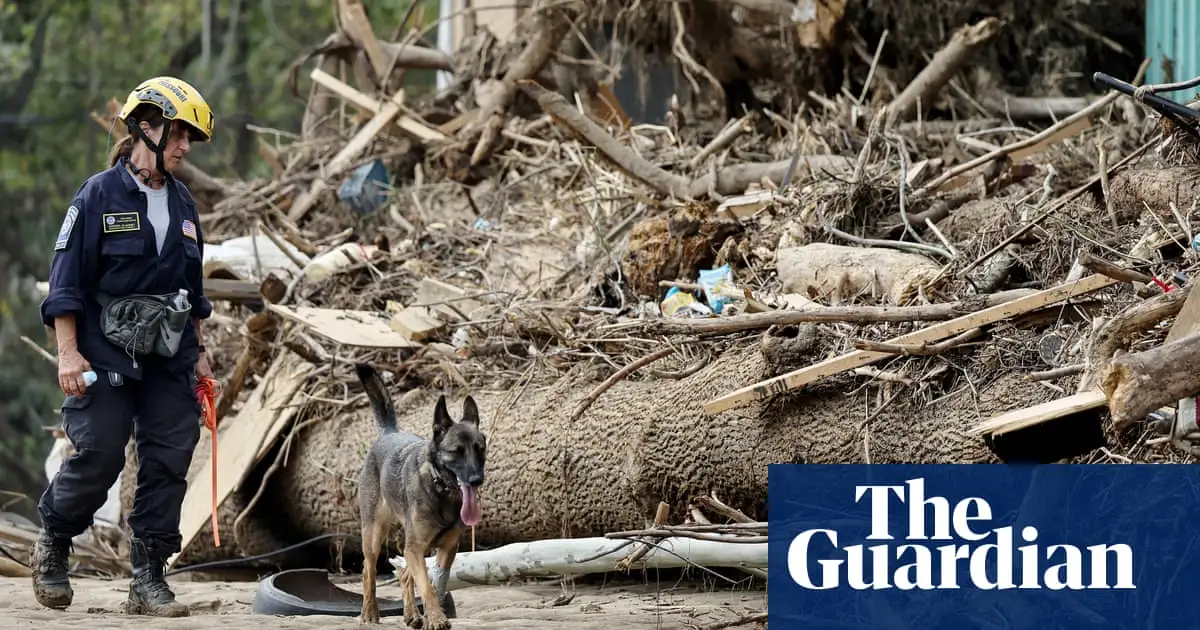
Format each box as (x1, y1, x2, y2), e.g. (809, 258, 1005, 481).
(181, 219, 197, 241)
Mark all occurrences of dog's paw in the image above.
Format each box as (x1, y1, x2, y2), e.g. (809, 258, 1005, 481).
(404, 611, 424, 629)
(358, 611, 381, 625)
(425, 612, 452, 630)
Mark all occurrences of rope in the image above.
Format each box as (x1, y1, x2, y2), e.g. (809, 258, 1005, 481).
(195, 374, 222, 548)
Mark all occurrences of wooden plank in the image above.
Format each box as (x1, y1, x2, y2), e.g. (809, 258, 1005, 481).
(309, 68, 448, 143)
(287, 85, 408, 222)
(337, 0, 390, 85)
(168, 352, 310, 568)
(968, 390, 1107, 436)
(701, 273, 1121, 415)
(415, 278, 486, 321)
(390, 306, 444, 341)
(267, 304, 421, 348)
(716, 190, 774, 220)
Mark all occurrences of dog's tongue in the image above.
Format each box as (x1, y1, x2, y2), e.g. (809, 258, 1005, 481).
(460, 482, 482, 527)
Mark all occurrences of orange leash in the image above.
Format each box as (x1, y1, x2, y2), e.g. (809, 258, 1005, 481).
(196, 375, 222, 548)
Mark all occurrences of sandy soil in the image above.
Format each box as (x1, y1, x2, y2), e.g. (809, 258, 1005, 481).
(0, 574, 767, 629)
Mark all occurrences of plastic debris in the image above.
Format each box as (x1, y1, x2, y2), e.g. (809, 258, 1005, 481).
(661, 287, 712, 317)
(697, 264, 738, 314)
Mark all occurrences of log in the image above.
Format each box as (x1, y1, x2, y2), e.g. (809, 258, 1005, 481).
(1076, 284, 1191, 392)
(776, 243, 944, 305)
(1107, 166, 1200, 225)
(1101, 329, 1200, 431)
(982, 93, 1102, 121)
(246, 346, 1062, 561)
(391, 536, 768, 591)
(617, 288, 1038, 336)
(884, 17, 1004, 128)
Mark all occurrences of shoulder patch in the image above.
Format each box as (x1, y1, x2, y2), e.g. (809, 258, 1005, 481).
(54, 205, 79, 251)
(181, 219, 197, 241)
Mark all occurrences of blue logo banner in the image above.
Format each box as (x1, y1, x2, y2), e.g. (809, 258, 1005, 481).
(768, 464, 1200, 629)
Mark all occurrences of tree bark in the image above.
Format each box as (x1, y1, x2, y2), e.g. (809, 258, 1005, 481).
(1107, 166, 1200, 225)
(1077, 285, 1190, 392)
(1101, 329, 1200, 431)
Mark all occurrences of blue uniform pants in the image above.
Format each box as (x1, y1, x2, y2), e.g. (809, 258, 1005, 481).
(38, 366, 201, 555)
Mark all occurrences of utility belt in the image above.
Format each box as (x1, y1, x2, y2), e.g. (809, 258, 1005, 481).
(96, 290, 192, 368)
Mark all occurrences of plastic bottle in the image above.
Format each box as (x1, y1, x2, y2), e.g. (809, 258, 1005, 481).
(174, 288, 190, 311)
(82, 370, 97, 387)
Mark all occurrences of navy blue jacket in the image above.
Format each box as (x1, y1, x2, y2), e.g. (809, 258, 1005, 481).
(40, 156, 213, 380)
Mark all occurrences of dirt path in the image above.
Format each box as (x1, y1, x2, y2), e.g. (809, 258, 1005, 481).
(0, 574, 766, 629)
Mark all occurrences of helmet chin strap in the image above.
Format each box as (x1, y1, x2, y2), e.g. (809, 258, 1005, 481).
(126, 119, 172, 186)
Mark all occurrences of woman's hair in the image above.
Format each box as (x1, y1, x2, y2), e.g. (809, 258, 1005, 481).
(107, 103, 167, 167)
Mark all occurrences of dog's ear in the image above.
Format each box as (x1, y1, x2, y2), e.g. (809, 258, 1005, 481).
(433, 394, 454, 438)
(461, 396, 480, 426)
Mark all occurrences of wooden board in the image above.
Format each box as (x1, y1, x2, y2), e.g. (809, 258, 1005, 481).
(267, 304, 422, 348)
(168, 352, 310, 568)
(968, 390, 1107, 437)
(701, 273, 1121, 415)
(1165, 285, 1200, 344)
(308, 68, 447, 143)
(390, 306, 444, 341)
(415, 278, 486, 321)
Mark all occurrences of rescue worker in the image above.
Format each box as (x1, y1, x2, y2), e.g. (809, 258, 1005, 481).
(33, 76, 216, 617)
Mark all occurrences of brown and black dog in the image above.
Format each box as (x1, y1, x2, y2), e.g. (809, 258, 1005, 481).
(354, 362, 487, 628)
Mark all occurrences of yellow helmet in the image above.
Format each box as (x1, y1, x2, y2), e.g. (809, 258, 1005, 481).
(119, 76, 214, 142)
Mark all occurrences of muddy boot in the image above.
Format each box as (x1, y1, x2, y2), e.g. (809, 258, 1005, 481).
(124, 538, 188, 617)
(31, 530, 73, 609)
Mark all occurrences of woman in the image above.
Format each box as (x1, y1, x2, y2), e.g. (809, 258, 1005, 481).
(33, 76, 216, 617)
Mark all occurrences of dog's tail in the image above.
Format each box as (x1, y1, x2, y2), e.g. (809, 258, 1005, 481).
(355, 362, 397, 434)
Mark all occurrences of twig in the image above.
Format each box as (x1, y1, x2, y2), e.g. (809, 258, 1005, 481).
(854, 327, 982, 355)
(955, 137, 1155, 278)
(688, 114, 754, 169)
(698, 612, 768, 630)
(19, 336, 56, 365)
(824, 223, 954, 260)
(1026, 364, 1084, 381)
(916, 57, 1150, 197)
(1077, 249, 1156, 285)
(1097, 140, 1119, 230)
(570, 346, 677, 421)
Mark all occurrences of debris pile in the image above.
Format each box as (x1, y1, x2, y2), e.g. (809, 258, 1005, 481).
(43, 0, 1194, 582)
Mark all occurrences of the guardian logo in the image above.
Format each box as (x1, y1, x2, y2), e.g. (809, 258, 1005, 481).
(787, 478, 1136, 591)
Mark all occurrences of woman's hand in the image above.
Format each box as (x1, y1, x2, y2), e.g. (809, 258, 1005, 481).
(58, 347, 92, 397)
(195, 352, 214, 381)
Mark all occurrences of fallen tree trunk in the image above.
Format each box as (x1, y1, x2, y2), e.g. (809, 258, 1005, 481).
(238, 346, 1062, 561)
(392, 536, 768, 591)
(620, 287, 1038, 335)
(1107, 166, 1200, 224)
(1101, 329, 1200, 431)
(1076, 284, 1190, 392)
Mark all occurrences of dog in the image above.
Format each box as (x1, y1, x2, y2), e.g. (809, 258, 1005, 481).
(354, 362, 487, 628)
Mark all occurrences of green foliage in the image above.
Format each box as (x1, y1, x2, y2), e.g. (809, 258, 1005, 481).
(0, 0, 441, 520)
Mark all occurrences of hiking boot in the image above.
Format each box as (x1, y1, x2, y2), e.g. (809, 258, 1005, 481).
(31, 530, 73, 609)
(124, 538, 188, 617)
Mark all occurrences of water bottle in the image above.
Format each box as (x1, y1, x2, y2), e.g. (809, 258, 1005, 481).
(173, 288, 190, 311)
(82, 370, 97, 387)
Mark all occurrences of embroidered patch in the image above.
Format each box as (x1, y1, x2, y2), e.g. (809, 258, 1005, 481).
(102, 212, 141, 234)
(181, 219, 197, 241)
(54, 205, 79, 251)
